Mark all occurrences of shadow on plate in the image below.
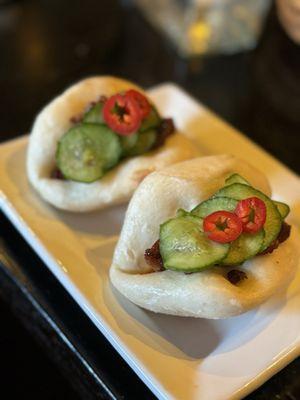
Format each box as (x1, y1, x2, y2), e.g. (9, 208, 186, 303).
(107, 284, 222, 360)
(85, 244, 220, 360)
(104, 282, 288, 365)
(55, 203, 127, 236)
(86, 240, 117, 274)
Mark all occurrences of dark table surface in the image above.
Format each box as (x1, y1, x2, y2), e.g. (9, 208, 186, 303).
(0, 1, 299, 399)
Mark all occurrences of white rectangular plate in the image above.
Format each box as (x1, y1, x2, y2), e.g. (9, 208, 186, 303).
(0, 84, 300, 400)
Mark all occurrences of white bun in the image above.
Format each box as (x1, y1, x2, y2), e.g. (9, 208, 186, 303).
(110, 155, 298, 318)
(27, 76, 199, 212)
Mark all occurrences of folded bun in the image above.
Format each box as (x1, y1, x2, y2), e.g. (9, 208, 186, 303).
(27, 76, 199, 212)
(110, 155, 298, 318)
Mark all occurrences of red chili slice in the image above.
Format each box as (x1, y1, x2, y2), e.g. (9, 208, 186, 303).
(102, 94, 141, 135)
(203, 211, 243, 243)
(126, 89, 151, 120)
(235, 197, 266, 234)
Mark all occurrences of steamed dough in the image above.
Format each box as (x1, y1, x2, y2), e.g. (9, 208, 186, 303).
(27, 76, 199, 212)
(110, 155, 298, 319)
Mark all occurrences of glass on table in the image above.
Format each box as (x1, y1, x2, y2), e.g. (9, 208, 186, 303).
(134, 0, 271, 56)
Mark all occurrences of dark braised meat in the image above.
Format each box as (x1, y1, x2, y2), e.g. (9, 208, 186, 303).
(227, 269, 248, 285)
(51, 168, 65, 180)
(260, 222, 291, 255)
(98, 95, 108, 103)
(70, 114, 83, 125)
(153, 118, 175, 149)
(144, 240, 165, 272)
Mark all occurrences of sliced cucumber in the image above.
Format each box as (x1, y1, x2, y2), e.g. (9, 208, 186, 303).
(274, 200, 290, 219)
(120, 133, 139, 156)
(192, 197, 238, 218)
(225, 174, 290, 220)
(215, 183, 282, 251)
(139, 107, 161, 132)
(83, 103, 104, 124)
(159, 214, 229, 272)
(221, 229, 265, 266)
(176, 208, 190, 218)
(126, 129, 157, 156)
(56, 123, 122, 183)
(225, 173, 250, 186)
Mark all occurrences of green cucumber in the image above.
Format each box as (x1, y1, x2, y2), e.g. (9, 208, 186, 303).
(83, 103, 104, 124)
(192, 195, 265, 265)
(125, 129, 157, 156)
(221, 229, 265, 266)
(139, 107, 161, 132)
(56, 123, 122, 183)
(159, 214, 229, 272)
(274, 200, 290, 219)
(120, 133, 139, 156)
(176, 208, 190, 218)
(215, 183, 282, 251)
(225, 174, 290, 220)
(192, 197, 238, 218)
(225, 173, 250, 186)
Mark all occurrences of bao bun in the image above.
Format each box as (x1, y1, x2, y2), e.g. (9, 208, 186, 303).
(110, 155, 298, 319)
(27, 76, 199, 212)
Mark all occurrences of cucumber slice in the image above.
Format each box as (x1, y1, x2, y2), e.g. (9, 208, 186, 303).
(274, 200, 290, 219)
(83, 103, 104, 124)
(139, 107, 161, 132)
(221, 229, 265, 266)
(126, 129, 157, 156)
(225, 174, 290, 220)
(160, 214, 229, 272)
(192, 197, 238, 218)
(176, 208, 190, 217)
(215, 183, 282, 251)
(225, 173, 250, 186)
(56, 123, 122, 183)
(120, 133, 139, 156)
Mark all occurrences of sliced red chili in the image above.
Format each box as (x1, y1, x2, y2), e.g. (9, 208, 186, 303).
(235, 197, 266, 234)
(203, 211, 243, 243)
(126, 89, 151, 120)
(102, 94, 141, 135)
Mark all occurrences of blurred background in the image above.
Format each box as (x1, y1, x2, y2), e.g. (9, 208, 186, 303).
(0, 0, 299, 171)
(0, 0, 299, 399)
